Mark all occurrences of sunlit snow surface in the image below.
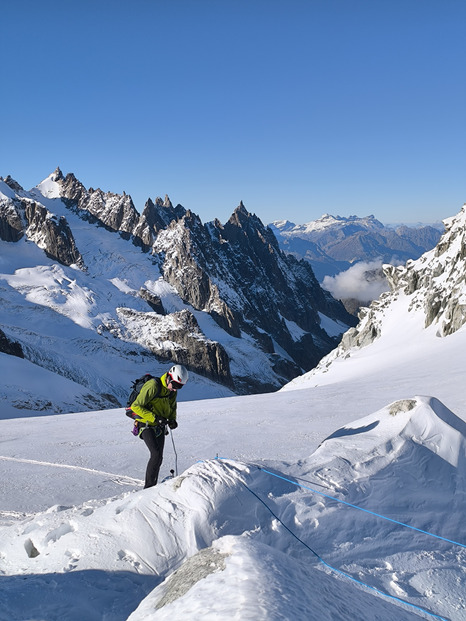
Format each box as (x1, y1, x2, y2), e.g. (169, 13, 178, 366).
(0, 382, 465, 620)
(1, 183, 466, 619)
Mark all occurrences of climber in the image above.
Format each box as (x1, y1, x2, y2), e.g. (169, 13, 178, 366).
(128, 364, 188, 488)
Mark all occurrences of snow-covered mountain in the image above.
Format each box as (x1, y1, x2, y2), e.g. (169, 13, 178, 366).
(1, 203, 465, 620)
(286, 203, 466, 388)
(0, 170, 356, 415)
(270, 214, 442, 282)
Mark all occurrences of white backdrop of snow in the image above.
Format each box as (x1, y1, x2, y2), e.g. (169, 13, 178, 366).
(1, 181, 466, 620)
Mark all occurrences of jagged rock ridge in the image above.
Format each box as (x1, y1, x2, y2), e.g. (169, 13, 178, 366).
(47, 168, 357, 382)
(153, 202, 357, 388)
(0, 169, 356, 410)
(0, 177, 83, 267)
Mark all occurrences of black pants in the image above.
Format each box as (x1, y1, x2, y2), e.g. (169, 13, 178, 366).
(140, 426, 165, 488)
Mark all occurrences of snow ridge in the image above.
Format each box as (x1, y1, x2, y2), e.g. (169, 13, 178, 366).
(292, 204, 466, 386)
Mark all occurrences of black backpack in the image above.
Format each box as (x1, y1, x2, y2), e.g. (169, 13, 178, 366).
(125, 374, 161, 418)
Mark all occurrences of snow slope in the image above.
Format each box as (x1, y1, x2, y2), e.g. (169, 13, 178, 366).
(1, 172, 358, 413)
(0, 358, 465, 620)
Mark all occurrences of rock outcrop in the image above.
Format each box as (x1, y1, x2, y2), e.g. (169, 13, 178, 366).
(117, 307, 233, 386)
(52, 168, 139, 236)
(0, 196, 24, 242)
(23, 199, 83, 267)
(384, 206, 466, 336)
(132, 196, 187, 249)
(0, 328, 24, 358)
(152, 202, 356, 382)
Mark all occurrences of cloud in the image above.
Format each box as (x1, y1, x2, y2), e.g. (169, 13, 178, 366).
(322, 259, 390, 303)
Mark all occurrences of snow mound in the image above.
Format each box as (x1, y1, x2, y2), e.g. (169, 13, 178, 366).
(0, 458, 435, 621)
(315, 395, 466, 471)
(263, 396, 465, 621)
(1, 397, 465, 620)
(298, 396, 465, 570)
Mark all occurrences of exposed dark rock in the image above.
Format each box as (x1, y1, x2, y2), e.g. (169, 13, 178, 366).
(0, 199, 24, 242)
(22, 199, 84, 267)
(132, 196, 187, 250)
(139, 288, 166, 314)
(0, 328, 24, 358)
(2, 175, 24, 192)
(0, 184, 83, 267)
(153, 202, 356, 385)
(319, 205, 466, 369)
(340, 298, 372, 316)
(117, 307, 232, 386)
(55, 169, 140, 235)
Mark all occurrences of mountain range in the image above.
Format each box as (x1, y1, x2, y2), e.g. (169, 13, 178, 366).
(269, 214, 443, 282)
(0, 169, 356, 415)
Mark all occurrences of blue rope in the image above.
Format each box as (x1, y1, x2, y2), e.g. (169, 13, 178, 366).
(215, 456, 450, 621)
(212, 458, 459, 621)
(241, 480, 449, 621)
(258, 466, 466, 550)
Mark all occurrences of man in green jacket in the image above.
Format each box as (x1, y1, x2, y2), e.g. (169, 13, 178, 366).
(130, 364, 189, 488)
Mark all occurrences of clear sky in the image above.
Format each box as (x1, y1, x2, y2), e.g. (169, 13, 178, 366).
(1, 0, 465, 226)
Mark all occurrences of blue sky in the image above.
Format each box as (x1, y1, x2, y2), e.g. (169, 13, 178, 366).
(1, 0, 465, 226)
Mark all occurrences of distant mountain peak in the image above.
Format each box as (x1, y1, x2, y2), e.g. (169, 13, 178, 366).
(270, 219, 296, 231)
(51, 167, 64, 182)
(231, 200, 249, 219)
(269, 212, 443, 285)
(154, 195, 174, 209)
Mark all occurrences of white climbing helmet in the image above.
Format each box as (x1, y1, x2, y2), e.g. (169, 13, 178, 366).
(168, 364, 189, 387)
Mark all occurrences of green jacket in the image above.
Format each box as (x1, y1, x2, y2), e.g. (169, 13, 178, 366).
(130, 373, 177, 426)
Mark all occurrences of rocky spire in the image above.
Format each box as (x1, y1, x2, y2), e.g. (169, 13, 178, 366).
(51, 167, 64, 182)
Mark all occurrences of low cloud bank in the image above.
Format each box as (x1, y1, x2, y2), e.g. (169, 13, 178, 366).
(322, 260, 390, 303)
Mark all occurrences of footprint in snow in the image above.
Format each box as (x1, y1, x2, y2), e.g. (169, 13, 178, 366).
(117, 549, 142, 571)
(64, 548, 81, 571)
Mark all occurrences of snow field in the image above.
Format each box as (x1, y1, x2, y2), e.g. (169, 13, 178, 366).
(0, 394, 465, 620)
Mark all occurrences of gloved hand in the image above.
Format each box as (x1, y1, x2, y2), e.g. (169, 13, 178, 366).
(156, 417, 168, 426)
(168, 420, 178, 430)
